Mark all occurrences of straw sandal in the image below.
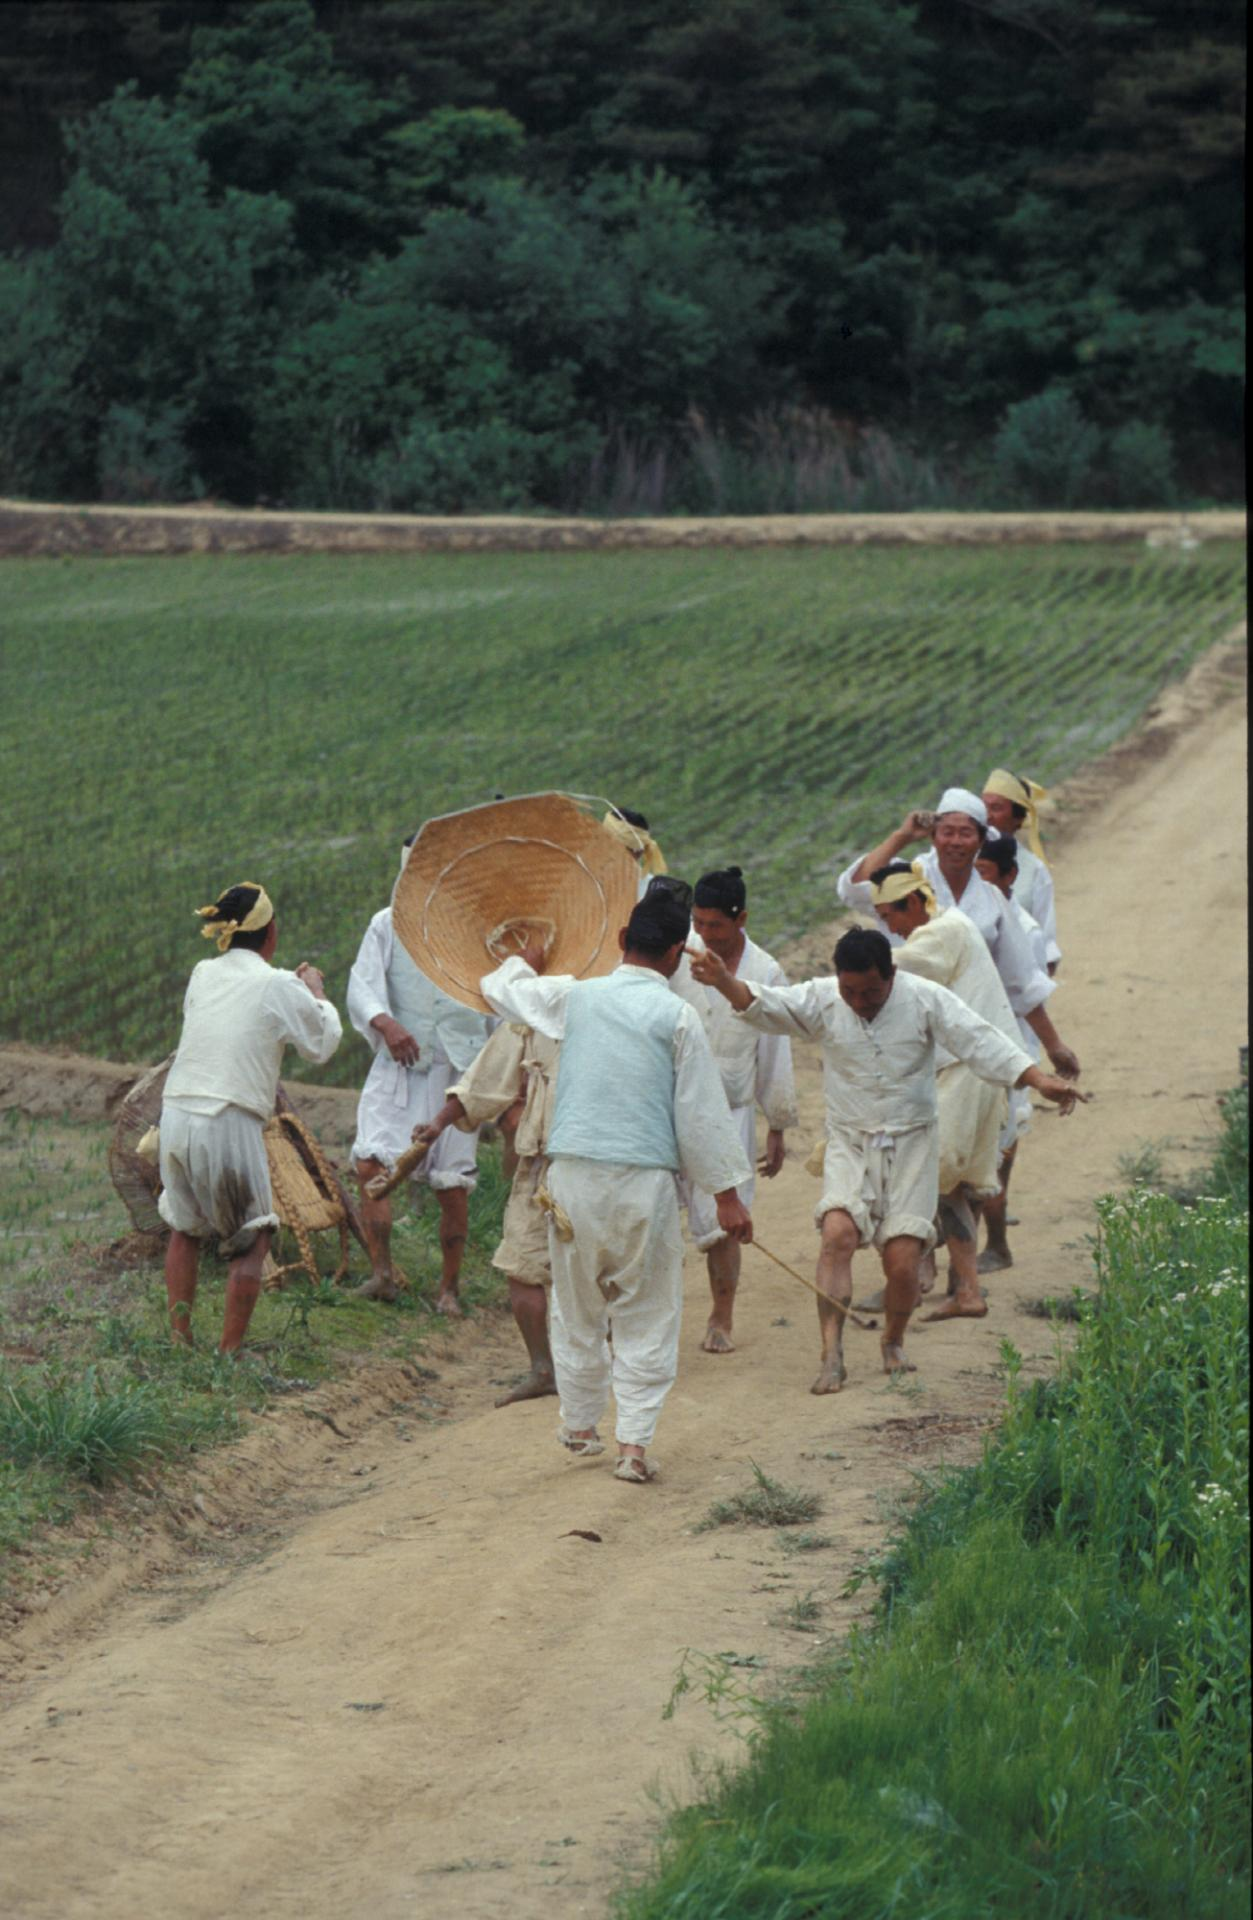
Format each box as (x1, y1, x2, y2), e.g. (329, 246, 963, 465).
(613, 1454, 659, 1485)
(558, 1425, 605, 1458)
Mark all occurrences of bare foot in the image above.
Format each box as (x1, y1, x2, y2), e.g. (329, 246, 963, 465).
(701, 1322, 736, 1354)
(854, 1288, 885, 1313)
(880, 1338, 917, 1374)
(810, 1352, 848, 1395)
(923, 1295, 988, 1321)
(353, 1273, 400, 1303)
(435, 1288, 463, 1318)
(977, 1247, 1013, 1273)
(494, 1367, 557, 1407)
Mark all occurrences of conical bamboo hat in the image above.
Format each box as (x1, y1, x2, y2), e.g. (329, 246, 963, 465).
(392, 793, 640, 1012)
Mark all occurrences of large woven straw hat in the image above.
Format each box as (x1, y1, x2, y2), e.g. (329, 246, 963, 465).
(393, 793, 640, 1012)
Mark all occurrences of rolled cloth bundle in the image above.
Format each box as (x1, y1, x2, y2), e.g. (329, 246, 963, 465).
(601, 807, 668, 875)
(195, 882, 274, 951)
(983, 767, 1050, 864)
(871, 860, 938, 915)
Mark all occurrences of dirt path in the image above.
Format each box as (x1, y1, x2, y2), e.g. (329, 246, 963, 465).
(0, 673, 1246, 1920)
(0, 497, 1244, 555)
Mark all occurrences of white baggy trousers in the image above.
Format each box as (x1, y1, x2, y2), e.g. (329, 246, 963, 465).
(547, 1156, 685, 1448)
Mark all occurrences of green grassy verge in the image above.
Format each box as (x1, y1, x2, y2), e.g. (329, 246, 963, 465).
(0, 541, 1244, 1079)
(620, 1093, 1250, 1919)
(0, 1107, 508, 1579)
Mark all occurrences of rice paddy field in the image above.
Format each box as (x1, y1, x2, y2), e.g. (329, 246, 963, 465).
(0, 539, 1244, 1084)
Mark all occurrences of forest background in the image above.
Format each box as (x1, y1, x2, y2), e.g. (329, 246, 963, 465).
(0, 0, 1243, 516)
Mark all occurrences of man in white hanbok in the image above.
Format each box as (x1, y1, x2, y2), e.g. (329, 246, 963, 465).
(348, 837, 491, 1312)
(974, 834, 1053, 1272)
(160, 883, 342, 1351)
(410, 1017, 562, 1405)
(691, 926, 1081, 1392)
(981, 767, 1059, 970)
(871, 861, 1025, 1319)
(482, 890, 751, 1484)
(838, 787, 1079, 1080)
(687, 866, 797, 1354)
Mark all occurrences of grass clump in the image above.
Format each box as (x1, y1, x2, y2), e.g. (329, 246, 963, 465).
(0, 1365, 236, 1486)
(778, 1530, 835, 1555)
(621, 1095, 1250, 1920)
(699, 1461, 822, 1533)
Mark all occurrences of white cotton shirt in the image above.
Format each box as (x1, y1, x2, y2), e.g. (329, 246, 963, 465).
(482, 956, 751, 1196)
(836, 850, 1053, 1021)
(689, 933, 799, 1126)
(1012, 847, 1060, 965)
(163, 949, 342, 1121)
(736, 968, 1031, 1139)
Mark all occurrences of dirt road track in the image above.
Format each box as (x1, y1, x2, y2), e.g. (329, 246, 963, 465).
(0, 497, 1244, 555)
(0, 655, 1246, 1919)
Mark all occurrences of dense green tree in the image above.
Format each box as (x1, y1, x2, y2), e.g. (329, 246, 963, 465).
(0, 87, 292, 498)
(0, 0, 1242, 505)
(257, 164, 777, 508)
(175, 0, 398, 263)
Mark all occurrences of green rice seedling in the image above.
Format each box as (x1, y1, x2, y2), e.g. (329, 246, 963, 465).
(698, 1461, 823, 1532)
(0, 543, 1243, 1076)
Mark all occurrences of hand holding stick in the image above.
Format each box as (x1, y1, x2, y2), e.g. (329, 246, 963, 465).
(365, 1137, 430, 1200)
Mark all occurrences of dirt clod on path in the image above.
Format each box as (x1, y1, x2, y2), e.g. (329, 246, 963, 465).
(0, 653, 1246, 1920)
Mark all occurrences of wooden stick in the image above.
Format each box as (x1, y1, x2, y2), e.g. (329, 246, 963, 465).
(365, 1138, 429, 1200)
(753, 1238, 878, 1331)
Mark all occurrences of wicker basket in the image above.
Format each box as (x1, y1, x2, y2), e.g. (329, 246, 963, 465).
(393, 792, 640, 1013)
(107, 1067, 368, 1289)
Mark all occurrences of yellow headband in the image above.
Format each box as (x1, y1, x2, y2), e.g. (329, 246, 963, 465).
(196, 883, 274, 952)
(871, 862, 938, 916)
(984, 768, 1049, 865)
(601, 810, 668, 876)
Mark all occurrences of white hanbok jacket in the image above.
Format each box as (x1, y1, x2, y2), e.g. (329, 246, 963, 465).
(482, 957, 750, 1197)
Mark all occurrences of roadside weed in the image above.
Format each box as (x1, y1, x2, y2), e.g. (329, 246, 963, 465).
(698, 1461, 823, 1532)
(622, 1093, 1250, 1919)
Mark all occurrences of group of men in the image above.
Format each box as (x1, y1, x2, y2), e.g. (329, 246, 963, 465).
(156, 772, 1083, 1486)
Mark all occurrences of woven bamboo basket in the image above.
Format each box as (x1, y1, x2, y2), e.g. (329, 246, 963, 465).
(393, 792, 640, 1013)
(107, 1065, 367, 1289)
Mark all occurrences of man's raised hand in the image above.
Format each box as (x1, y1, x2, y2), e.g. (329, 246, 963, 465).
(296, 961, 327, 1001)
(687, 945, 732, 993)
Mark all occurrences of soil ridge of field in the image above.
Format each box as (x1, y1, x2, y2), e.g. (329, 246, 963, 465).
(0, 651, 1246, 1920)
(0, 498, 1245, 557)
